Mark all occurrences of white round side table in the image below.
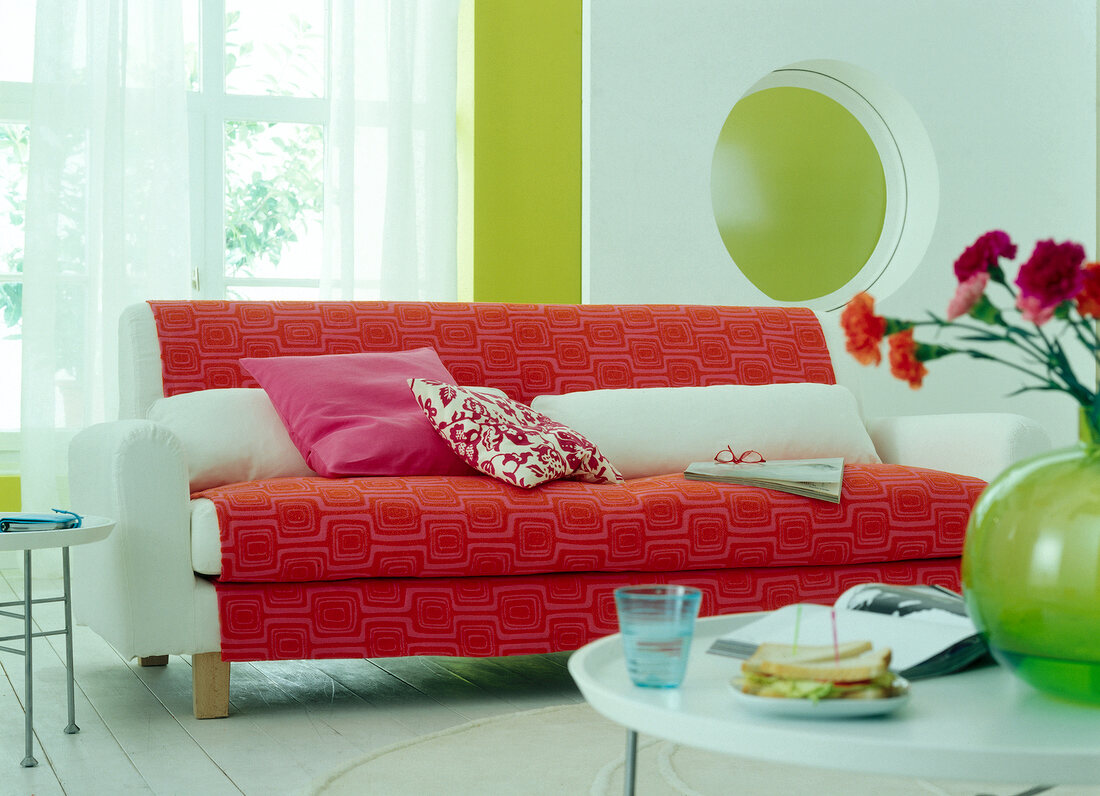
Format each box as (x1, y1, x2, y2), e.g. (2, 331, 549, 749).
(569, 612, 1100, 795)
(0, 515, 114, 767)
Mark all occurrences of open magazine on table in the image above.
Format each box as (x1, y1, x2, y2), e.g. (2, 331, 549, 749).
(683, 458, 843, 503)
(708, 583, 990, 679)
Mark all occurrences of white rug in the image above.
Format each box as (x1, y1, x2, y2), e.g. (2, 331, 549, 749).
(309, 703, 1092, 796)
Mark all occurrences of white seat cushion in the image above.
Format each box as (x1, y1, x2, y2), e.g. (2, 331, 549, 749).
(190, 498, 222, 576)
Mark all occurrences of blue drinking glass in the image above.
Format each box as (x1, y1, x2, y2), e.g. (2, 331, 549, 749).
(614, 585, 702, 688)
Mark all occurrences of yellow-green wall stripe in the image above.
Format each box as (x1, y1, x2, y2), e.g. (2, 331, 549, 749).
(458, 0, 582, 304)
(0, 475, 20, 512)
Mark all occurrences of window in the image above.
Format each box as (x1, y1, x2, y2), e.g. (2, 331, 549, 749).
(4, 1, 456, 507)
(186, 0, 330, 300)
(0, 1, 36, 437)
(0, 1, 339, 433)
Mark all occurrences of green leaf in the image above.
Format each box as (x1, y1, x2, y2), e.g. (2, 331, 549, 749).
(956, 333, 1006, 344)
(1007, 384, 1066, 397)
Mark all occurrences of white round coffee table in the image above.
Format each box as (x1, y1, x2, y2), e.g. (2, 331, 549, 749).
(568, 613, 1100, 794)
(0, 516, 114, 767)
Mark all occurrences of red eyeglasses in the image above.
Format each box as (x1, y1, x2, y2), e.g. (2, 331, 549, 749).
(714, 446, 766, 464)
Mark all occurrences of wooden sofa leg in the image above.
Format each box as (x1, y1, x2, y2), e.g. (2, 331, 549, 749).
(139, 655, 169, 667)
(192, 652, 231, 719)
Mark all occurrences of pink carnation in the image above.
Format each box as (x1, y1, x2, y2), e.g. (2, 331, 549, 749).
(946, 272, 989, 320)
(1013, 239, 1086, 316)
(953, 230, 1017, 282)
(1016, 294, 1056, 326)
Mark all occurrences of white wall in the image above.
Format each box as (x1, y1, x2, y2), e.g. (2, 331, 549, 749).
(584, 0, 1096, 447)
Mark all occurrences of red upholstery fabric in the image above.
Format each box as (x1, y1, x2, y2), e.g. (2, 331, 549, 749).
(213, 560, 963, 661)
(147, 301, 836, 404)
(151, 301, 977, 664)
(197, 466, 983, 583)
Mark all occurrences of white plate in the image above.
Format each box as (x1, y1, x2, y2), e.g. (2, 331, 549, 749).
(729, 677, 910, 719)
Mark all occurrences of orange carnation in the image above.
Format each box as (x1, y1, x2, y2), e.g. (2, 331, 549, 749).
(1075, 262, 1100, 318)
(888, 329, 927, 389)
(841, 293, 887, 366)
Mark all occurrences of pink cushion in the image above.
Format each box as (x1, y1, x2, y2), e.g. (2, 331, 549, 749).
(241, 350, 475, 478)
(410, 379, 623, 488)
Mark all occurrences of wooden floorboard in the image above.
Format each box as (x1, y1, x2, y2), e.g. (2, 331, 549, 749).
(276, 657, 472, 738)
(0, 659, 66, 795)
(424, 653, 584, 712)
(0, 568, 586, 795)
(367, 654, 551, 721)
(0, 570, 159, 794)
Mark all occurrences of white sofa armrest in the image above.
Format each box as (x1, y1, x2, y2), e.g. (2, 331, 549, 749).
(68, 419, 211, 659)
(867, 412, 1052, 482)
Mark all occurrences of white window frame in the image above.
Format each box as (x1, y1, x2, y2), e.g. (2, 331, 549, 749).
(0, 80, 32, 459)
(0, 1, 343, 457)
(189, 0, 331, 300)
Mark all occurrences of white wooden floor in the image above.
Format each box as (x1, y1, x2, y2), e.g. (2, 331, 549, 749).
(0, 566, 584, 795)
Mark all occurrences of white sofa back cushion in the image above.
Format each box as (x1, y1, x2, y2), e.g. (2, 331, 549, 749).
(147, 388, 316, 491)
(531, 383, 881, 480)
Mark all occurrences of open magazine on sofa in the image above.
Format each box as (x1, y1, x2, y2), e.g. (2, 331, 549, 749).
(709, 583, 990, 679)
(683, 458, 843, 503)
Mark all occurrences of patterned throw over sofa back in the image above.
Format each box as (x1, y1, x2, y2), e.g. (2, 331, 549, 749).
(147, 301, 836, 402)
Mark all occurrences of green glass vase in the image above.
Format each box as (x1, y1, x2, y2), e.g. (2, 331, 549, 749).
(962, 440, 1100, 704)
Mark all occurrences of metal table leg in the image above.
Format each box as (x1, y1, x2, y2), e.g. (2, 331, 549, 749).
(62, 547, 78, 734)
(21, 550, 36, 768)
(624, 728, 637, 796)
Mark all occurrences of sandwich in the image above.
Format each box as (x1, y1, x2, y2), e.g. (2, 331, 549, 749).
(736, 641, 904, 701)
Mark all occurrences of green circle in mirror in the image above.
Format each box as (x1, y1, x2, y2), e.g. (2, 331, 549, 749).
(711, 86, 887, 302)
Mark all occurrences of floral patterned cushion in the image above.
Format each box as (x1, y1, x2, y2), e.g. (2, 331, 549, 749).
(410, 379, 624, 488)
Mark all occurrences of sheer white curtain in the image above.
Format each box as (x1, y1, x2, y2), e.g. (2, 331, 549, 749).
(22, 0, 192, 511)
(323, 0, 459, 300)
(22, 0, 460, 512)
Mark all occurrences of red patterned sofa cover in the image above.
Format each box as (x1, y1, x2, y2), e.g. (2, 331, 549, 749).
(70, 300, 1037, 718)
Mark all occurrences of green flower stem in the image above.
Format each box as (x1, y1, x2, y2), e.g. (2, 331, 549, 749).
(907, 317, 1051, 368)
(1084, 317, 1100, 347)
(882, 319, 915, 336)
(978, 274, 1079, 370)
(1067, 312, 1100, 354)
(901, 312, 1093, 401)
(901, 329, 1088, 399)
(1023, 317, 1095, 403)
(952, 348, 1078, 392)
(1045, 338, 1094, 405)
(900, 336, 1061, 387)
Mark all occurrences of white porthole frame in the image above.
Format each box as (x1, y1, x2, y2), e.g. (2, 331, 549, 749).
(727, 59, 939, 312)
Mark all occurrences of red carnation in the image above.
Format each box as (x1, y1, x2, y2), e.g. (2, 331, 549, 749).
(954, 230, 1017, 282)
(1014, 239, 1086, 322)
(841, 293, 887, 366)
(888, 329, 927, 389)
(1076, 262, 1100, 318)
